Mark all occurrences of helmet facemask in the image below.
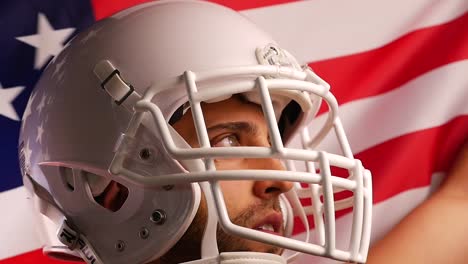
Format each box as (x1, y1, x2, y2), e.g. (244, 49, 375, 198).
(100, 60, 372, 263)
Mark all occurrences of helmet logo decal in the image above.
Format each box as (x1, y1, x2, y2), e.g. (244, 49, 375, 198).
(256, 44, 301, 71)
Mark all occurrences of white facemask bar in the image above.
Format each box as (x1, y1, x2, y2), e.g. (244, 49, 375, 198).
(291, 127, 373, 259)
(105, 64, 372, 263)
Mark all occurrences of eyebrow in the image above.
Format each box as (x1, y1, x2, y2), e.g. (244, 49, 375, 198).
(206, 121, 258, 135)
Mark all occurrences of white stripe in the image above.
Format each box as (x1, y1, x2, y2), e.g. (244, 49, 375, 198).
(301, 60, 468, 155)
(243, 0, 468, 62)
(289, 172, 445, 263)
(0, 186, 42, 259)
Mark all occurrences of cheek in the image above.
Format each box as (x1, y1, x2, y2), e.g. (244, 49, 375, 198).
(214, 158, 246, 170)
(219, 181, 254, 216)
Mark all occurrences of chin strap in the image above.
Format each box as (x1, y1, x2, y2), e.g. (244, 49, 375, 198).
(182, 252, 287, 264)
(57, 220, 104, 264)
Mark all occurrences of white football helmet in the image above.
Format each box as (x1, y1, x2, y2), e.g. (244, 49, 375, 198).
(19, 1, 372, 264)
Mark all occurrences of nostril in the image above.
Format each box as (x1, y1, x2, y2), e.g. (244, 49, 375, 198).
(265, 186, 280, 194)
(254, 180, 292, 199)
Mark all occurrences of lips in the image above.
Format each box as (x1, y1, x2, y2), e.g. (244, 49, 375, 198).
(252, 212, 283, 235)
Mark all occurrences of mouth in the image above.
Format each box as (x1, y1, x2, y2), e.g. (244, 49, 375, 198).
(252, 212, 283, 235)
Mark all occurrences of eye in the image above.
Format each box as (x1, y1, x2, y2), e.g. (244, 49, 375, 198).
(212, 134, 240, 147)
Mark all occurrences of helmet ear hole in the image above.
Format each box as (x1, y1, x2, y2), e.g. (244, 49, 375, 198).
(59, 167, 75, 192)
(57, 167, 129, 212)
(93, 180, 129, 212)
(83, 170, 129, 212)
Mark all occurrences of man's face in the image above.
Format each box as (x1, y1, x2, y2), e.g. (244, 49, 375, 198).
(164, 95, 293, 263)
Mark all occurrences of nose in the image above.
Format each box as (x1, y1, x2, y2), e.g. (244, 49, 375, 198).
(250, 158, 294, 200)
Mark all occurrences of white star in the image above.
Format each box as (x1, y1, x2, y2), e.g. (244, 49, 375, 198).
(47, 95, 54, 105)
(36, 95, 47, 114)
(43, 147, 50, 161)
(36, 124, 44, 144)
(24, 140, 33, 168)
(0, 83, 25, 121)
(21, 92, 38, 131)
(53, 55, 66, 75)
(56, 71, 65, 83)
(16, 13, 75, 69)
(80, 28, 101, 44)
(53, 53, 68, 83)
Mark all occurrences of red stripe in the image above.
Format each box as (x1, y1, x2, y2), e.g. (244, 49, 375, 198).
(0, 250, 74, 264)
(357, 116, 468, 203)
(311, 13, 468, 113)
(90, 0, 297, 20)
(207, 0, 297, 10)
(292, 116, 468, 235)
(90, 0, 153, 20)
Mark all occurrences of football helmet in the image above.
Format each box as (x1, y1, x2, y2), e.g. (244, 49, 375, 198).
(19, 1, 372, 263)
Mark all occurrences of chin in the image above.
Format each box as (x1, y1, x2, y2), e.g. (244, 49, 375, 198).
(241, 240, 284, 255)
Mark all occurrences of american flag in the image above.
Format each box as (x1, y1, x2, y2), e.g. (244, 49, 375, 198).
(0, 0, 467, 263)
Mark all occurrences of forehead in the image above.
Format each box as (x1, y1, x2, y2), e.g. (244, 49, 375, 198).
(201, 96, 265, 126)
